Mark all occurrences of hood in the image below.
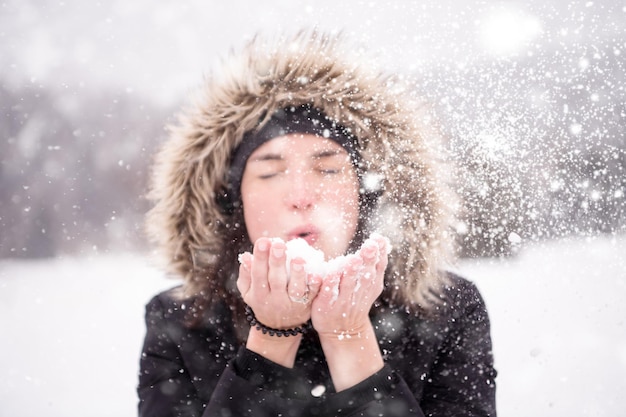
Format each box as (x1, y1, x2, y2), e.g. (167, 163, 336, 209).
(146, 31, 456, 310)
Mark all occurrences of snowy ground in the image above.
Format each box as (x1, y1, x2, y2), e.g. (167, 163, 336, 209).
(457, 235, 626, 417)
(1, 235, 624, 417)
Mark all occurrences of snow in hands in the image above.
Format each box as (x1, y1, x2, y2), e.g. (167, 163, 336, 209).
(238, 233, 392, 295)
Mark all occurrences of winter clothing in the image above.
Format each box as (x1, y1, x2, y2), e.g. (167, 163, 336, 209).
(138, 273, 496, 416)
(139, 31, 497, 416)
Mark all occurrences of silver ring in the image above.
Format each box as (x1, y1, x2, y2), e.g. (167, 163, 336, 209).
(289, 291, 310, 304)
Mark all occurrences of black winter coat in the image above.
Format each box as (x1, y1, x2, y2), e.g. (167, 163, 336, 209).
(137, 273, 497, 417)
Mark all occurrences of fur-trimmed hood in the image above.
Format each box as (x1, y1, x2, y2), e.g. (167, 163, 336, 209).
(146, 31, 456, 312)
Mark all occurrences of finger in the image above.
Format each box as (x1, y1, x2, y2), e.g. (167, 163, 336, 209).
(250, 238, 271, 296)
(353, 241, 384, 303)
(316, 273, 341, 306)
(357, 240, 379, 286)
(372, 235, 390, 274)
(267, 239, 288, 292)
(337, 254, 363, 297)
(372, 237, 388, 293)
(359, 238, 379, 267)
(236, 252, 252, 297)
(287, 258, 308, 302)
(307, 274, 323, 301)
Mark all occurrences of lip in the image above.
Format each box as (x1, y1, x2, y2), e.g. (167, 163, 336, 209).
(286, 224, 320, 246)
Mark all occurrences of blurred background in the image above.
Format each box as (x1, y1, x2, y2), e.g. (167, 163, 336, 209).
(1, 1, 624, 416)
(1, 0, 624, 259)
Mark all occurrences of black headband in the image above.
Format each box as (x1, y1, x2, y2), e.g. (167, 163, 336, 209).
(223, 105, 360, 211)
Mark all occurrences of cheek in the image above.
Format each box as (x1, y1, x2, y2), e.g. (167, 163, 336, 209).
(340, 192, 361, 230)
(313, 196, 360, 259)
(318, 180, 360, 229)
(242, 191, 271, 240)
(334, 175, 360, 210)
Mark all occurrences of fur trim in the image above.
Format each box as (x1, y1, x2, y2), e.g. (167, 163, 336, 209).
(146, 31, 457, 312)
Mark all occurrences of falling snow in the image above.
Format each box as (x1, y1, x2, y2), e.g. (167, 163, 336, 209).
(1, 1, 625, 416)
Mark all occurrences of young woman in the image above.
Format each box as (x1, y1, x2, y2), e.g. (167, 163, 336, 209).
(138, 32, 497, 417)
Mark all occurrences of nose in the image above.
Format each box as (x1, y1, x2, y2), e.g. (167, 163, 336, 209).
(284, 169, 318, 210)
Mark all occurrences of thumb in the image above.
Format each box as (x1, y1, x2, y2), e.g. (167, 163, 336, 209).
(236, 252, 252, 297)
(306, 274, 324, 301)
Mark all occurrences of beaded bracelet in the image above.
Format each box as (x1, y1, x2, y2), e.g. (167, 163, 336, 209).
(245, 305, 312, 337)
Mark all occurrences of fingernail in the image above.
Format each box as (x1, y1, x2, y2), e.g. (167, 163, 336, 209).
(257, 240, 269, 251)
(291, 262, 304, 272)
(362, 245, 377, 259)
(272, 246, 285, 258)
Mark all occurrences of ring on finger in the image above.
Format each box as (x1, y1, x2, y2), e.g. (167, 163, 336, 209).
(289, 290, 310, 304)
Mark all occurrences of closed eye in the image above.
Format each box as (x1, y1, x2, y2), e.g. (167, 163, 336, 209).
(258, 173, 277, 179)
(257, 169, 286, 179)
(313, 151, 350, 176)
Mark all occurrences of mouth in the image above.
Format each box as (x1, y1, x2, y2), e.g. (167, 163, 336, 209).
(287, 225, 320, 245)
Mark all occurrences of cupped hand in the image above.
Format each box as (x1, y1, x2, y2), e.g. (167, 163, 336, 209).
(237, 237, 322, 330)
(310, 235, 388, 339)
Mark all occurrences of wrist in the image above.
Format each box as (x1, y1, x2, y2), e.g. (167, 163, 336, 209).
(245, 304, 312, 337)
(246, 327, 303, 368)
(318, 323, 384, 392)
(315, 320, 372, 343)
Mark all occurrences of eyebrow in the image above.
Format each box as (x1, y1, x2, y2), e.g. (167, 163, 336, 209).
(313, 149, 345, 159)
(248, 153, 284, 162)
(248, 149, 345, 163)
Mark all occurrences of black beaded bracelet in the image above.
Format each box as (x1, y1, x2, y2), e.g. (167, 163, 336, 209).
(245, 305, 311, 337)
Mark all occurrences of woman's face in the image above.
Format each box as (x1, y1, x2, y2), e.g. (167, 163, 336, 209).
(241, 133, 360, 259)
